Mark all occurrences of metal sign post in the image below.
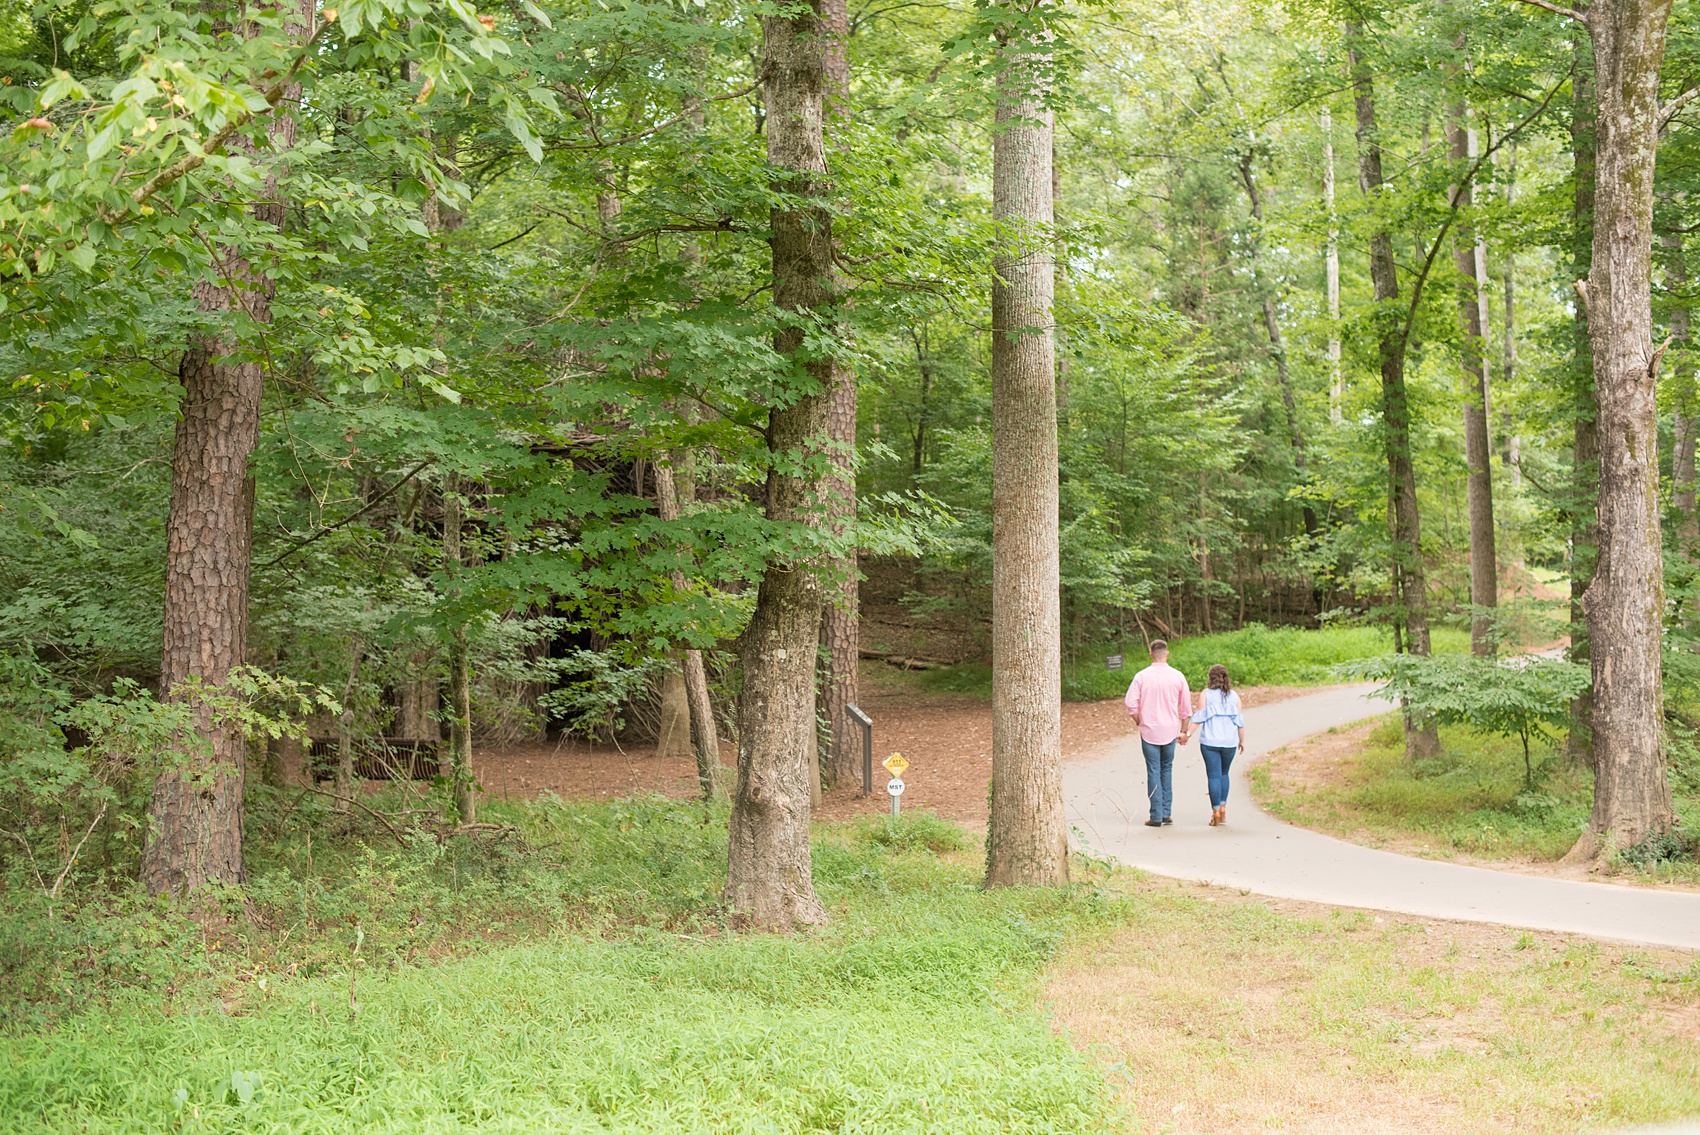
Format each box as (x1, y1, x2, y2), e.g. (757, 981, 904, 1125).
(882, 752, 909, 818)
(847, 704, 873, 797)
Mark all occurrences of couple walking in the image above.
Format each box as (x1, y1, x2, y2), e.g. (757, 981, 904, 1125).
(1123, 640, 1245, 828)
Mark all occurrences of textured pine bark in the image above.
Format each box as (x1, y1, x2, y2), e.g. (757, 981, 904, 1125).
(442, 471, 475, 824)
(818, 366, 859, 788)
(1350, 27, 1438, 759)
(1569, 41, 1600, 767)
(139, 335, 263, 894)
(725, 2, 832, 928)
(139, 6, 311, 894)
(1446, 97, 1497, 656)
(653, 460, 729, 800)
(985, 17, 1068, 889)
(817, 0, 859, 788)
(1578, 0, 1677, 853)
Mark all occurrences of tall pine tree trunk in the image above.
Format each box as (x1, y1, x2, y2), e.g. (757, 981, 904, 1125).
(138, 4, 310, 895)
(726, 0, 833, 928)
(817, 0, 859, 789)
(1577, 0, 1677, 853)
(1350, 23, 1440, 759)
(1501, 139, 1521, 484)
(985, 9, 1068, 888)
(1569, 39, 1600, 767)
(1447, 91, 1497, 656)
(442, 471, 475, 825)
(1324, 108, 1343, 427)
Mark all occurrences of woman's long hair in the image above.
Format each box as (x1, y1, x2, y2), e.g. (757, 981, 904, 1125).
(1207, 664, 1232, 693)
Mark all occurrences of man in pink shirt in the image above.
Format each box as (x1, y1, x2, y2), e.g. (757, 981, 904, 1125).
(1125, 640, 1193, 826)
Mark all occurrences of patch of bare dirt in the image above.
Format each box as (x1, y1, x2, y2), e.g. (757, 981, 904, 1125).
(473, 671, 1311, 831)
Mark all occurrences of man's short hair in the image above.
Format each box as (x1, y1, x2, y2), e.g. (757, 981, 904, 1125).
(1149, 639, 1168, 654)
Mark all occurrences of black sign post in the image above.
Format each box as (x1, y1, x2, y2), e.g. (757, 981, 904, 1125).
(847, 704, 874, 797)
(1105, 653, 1124, 672)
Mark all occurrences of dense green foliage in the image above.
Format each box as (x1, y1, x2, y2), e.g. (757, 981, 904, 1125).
(919, 623, 1472, 700)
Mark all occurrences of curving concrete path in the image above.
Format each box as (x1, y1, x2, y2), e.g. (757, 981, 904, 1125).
(1063, 684, 1700, 950)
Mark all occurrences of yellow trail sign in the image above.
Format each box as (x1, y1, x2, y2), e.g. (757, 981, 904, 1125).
(882, 752, 909, 777)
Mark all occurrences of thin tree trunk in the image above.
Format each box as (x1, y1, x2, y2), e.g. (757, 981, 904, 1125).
(910, 325, 933, 472)
(817, 0, 859, 791)
(335, 709, 354, 813)
(1447, 89, 1498, 656)
(442, 470, 475, 824)
(1577, 0, 1677, 853)
(986, 10, 1068, 889)
(653, 459, 729, 800)
(1350, 23, 1439, 759)
(656, 667, 693, 758)
(1324, 109, 1343, 426)
(726, 0, 834, 928)
(1501, 139, 1521, 486)
(1569, 40, 1600, 767)
(1664, 231, 1698, 543)
(138, 4, 311, 895)
(1237, 149, 1315, 533)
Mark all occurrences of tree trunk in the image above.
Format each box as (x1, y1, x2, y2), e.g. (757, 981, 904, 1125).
(1664, 231, 1698, 544)
(138, 5, 311, 895)
(1350, 24, 1439, 759)
(817, 0, 859, 791)
(985, 13, 1068, 889)
(1578, 0, 1677, 853)
(1501, 139, 1521, 485)
(653, 459, 729, 800)
(334, 708, 354, 814)
(726, 1, 834, 928)
(1569, 40, 1600, 767)
(1324, 109, 1343, 426)
(656, 666, 693, 759)
(442, 470, 475, 824)
(1237, 150, 1315, 533)
(1447, 92, 1498, 656)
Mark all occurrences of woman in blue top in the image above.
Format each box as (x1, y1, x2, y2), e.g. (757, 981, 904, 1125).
(1190, 664, 1245, 826)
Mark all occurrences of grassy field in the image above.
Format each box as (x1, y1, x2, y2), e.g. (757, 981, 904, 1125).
(915, 623, 1473, 702)
(1051, 874, 1700, 1134)
(1252, 717, 1700, 880)
(3, 793, 1698, 1133)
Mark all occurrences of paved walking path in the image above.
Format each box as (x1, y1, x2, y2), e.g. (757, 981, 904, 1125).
(1063, 684, 1700, 951)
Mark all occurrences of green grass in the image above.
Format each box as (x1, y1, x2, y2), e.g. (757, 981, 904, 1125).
(1253, 717, 1700, 877)
(1056, 879, 1700, 1132)
(3, 790, 1700, 1132)
(0, 799, 1128, 1133)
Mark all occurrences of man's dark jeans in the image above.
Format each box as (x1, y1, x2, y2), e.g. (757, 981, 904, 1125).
(1141, 738, 1176, 822)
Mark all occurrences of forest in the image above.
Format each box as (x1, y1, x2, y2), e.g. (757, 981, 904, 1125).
(3, 0, 1700, 1127)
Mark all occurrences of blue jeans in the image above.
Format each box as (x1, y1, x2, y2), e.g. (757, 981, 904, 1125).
(1141, 739, 1175, 821)
(1201, 744, 1236, 808)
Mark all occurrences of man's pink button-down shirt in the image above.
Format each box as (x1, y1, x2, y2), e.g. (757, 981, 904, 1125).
(1124, 662, 1192, 745)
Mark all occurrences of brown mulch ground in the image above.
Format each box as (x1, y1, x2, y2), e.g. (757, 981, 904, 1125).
(473, 669, 1308, 830)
